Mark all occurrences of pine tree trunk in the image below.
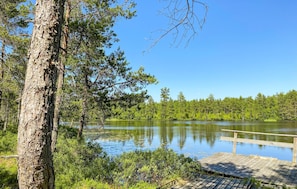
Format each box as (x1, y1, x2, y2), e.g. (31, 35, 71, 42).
(51, 64, 64, 152)
(3, 100, 9, 131)
(17, 90, 22, 125)
(17, 0, 65, 188)
(0, 42, 5, 129)
(52, 0, 70, 152)
(78, 98, 87, 139)
(78, 74, 88, 139)
(78, 91, 87, 139)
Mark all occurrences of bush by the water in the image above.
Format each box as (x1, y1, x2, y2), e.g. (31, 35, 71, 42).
(112, 148, 201, 187)
(54, 126, 115, 188)
(54, 126, 201, 188)
(1, 127, 201, 188)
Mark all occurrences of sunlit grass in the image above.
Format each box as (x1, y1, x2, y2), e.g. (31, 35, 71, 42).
(0, 158, 18, 188)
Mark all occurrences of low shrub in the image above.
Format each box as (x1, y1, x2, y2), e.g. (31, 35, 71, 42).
(54, 127, 115, 189)
(54, 126, 201, 188)
(72, 179, 111, 189)
(129, 181, 157, 189)
(0, 131, 17, 155)
(112, 148, 201, 187)
(58, 125, 79, 139)
(55, 136, 201, 188)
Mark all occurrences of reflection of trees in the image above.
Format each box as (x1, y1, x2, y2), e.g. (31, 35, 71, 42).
(133, 127, 146, 147)
(178, 126, 186, 149)
(167, 125, 174, 144)
(191, 123, 199, 142)
(89, 121, 222, 149)
(196, 124, 219, 147)
(159, 121, 168, 146)
(158, 121, 219, 149)
(158, 122, 175, 148)
(88, 121, 297, 152)
(146, 126, 154, 145)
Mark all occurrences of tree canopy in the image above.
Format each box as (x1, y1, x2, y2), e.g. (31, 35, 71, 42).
(110, 89, 297, 121)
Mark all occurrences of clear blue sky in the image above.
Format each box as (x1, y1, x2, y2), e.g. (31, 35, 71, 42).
(113, 0, 297, 102)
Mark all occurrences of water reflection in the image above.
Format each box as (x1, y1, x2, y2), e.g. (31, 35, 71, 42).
(85, 121, 297, 161)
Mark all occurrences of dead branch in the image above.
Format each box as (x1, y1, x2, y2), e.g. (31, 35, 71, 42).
(147, 0, 208, 51)
(0, 155, 18, 159)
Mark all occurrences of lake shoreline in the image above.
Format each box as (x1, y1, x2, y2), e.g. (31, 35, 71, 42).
(82, 121, 297, 161)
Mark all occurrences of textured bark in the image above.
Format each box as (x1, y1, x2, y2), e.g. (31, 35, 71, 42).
(0, 41, 4, 81)
(0, 42, 4, 127)
(17, 0, 65, 188)
(78, 92, 87, 139)
(3, 100, 8, 131)
(0, 90, 1, 109)
(78, 98, 87, 139)
(51, 63, 64, 152)
(52, 0, 70, 152)
(17, 90, 22, 125)
(78, 74, 88, 139)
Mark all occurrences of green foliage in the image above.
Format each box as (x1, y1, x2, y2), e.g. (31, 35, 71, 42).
(0, 131, 17, 154)
(129, 181, 157, 189)
(4, 123, 18, 133)
(72, 179, 111, 189)
(58, 125, 79, 139)
(111, 89, 297, 121)
(112, 148, 201, 187)
(54, 126, 201, 188)
(0, 131, 18, 188)
(0, 0, 31, 132)
(0, 159, 18, 189)
(54, 132, 115, 188)
(61, 0, 156, 126)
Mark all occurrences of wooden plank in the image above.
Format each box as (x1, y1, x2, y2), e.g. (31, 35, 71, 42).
(170, 173, 253, 189)
(221, 129, 297, 138)
(200, 152, 297, 188)
(232, 132, 238, 154)
(293, 137, 297, 164)
(220, 136, 293, 148)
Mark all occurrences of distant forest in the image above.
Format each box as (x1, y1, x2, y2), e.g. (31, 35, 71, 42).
(110, 89, 297, 121)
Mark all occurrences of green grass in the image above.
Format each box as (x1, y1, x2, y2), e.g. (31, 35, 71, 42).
(0, 158, 18, 188)
(264, 119, 277, 122)
(0, 131, 18, 188)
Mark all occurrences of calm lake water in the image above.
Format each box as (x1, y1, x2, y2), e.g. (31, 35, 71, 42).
(84, 121, 297, 161)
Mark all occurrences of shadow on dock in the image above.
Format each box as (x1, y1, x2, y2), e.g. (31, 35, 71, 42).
(200, 152, 297, 188)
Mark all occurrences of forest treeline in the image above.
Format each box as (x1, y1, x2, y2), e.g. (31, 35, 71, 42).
(110, 88, 297, 121)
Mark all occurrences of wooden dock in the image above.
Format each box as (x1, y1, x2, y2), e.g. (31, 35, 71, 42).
(169, 173, 254, 189)
(171, 130, 297, 188)
(200, 153, 297, 188)
(170, 153, 297, 188)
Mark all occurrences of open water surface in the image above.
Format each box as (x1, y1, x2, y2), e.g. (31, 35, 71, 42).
(84, 121, 297, 161)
